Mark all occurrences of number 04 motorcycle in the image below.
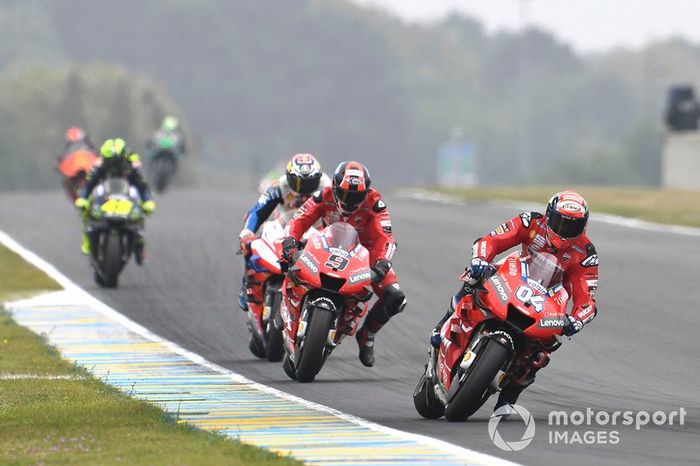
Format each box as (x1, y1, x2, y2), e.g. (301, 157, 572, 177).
(414, 250, 568, 421)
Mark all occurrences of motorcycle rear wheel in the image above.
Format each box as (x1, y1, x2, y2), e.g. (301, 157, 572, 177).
(248, 333, 266, 359)
(295, 309, 332, 383)
(264, 290, 284, 362)
(444, 338, 511, 422)
(413, 368, 445, 419)
(282, 355, 297, 380)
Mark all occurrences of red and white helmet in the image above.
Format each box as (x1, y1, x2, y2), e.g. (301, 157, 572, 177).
(332, 161, 371, 214)
(545, 191, 589, 250)
(286, 153, 322, 194)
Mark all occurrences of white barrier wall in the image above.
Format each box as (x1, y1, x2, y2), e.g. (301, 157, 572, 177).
(662, 131, 700, 189)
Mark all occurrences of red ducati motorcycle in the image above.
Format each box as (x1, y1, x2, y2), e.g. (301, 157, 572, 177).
(280, 222, 374, 383)
(244, 211, 318, 361)
(414, 250, 568, 421)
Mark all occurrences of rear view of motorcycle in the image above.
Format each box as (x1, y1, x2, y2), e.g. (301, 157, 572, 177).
(148, 134, 181, 193)
(414, 251, 567, 421)
(86, 177, 144, 288)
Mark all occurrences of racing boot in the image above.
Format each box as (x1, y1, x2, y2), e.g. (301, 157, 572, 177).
(493, 350, 549, 417)
(238, 287, 248, 311)
(80, 232, 90, 255)
(134, 236, 146, 266)
(430, 285, 470, 348)
(493, 382, 527, 418)
(355, 327, 376, 367)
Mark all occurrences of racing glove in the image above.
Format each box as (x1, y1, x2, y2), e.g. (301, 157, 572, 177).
(466, 257, 491, 285)
(281, 237, 299, 264)
(371, 259, 392, 284)
(74, 197, 89, 210)
(563, 315, 584, 337)
(142, 200, 156, 214)
(239, 228, 255, 253)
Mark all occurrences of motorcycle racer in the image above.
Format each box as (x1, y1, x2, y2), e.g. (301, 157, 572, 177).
(56, 127, 98, 201)
(281, 161, 407, 368)
(58, 126, 96, 163)
(147, 115, 186, 156)
(431, 191, 598, 413)
(238, 154, 331, 312)
(74, 138, 155, 262)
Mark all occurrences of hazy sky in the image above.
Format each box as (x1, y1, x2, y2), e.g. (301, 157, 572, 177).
(352, 0, 700, 52)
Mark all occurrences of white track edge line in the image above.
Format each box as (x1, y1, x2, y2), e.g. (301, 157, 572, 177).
(398, 189, 700, 237)
(0, 228, 521, 466)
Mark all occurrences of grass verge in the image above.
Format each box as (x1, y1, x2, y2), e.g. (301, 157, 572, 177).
(436, 186, 700, 228)
(0, 243, 300, 465)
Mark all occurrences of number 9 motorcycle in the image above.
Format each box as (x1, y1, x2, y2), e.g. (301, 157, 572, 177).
(414, 250, 568, 421)
(280, 222, 375, 383)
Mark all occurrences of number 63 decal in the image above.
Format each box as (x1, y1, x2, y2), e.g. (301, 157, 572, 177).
(515, 285, 546, 313)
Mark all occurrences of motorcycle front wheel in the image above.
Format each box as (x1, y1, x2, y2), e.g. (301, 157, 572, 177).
(101, 232, 123, 288)
(295, 308, 332, 383)
(444, 338, 511, 422)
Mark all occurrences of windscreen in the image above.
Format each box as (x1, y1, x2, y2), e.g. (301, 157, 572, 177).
(323, 222, 359, 251)
(276, 209, 295, 226)
(102, 178, 130, 195)
(526, 250, 564, 289)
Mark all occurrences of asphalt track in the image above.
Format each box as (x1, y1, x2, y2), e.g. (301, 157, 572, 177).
(1, 189, 698, 466)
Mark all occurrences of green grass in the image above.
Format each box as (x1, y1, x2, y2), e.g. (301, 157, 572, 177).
(0, 245, 60, 301)
(0, 244, 301, 466)
(437, 186, 700, 227)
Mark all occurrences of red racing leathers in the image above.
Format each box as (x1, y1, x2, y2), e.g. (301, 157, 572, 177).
(286, 187, 405, 337)
(473, 211, 598, 324)
(442, 211, 598, 403)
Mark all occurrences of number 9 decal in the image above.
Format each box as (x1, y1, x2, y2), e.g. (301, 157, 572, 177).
(325, 254, 349, 271)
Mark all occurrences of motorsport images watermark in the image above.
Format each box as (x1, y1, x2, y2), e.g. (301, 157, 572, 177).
(488, 404, 687, 451)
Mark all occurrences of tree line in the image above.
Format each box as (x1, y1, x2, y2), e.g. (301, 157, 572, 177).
(1, 0, 698, 189)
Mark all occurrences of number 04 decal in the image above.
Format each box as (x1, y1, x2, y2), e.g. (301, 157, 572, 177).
(515, 285, 546, 313)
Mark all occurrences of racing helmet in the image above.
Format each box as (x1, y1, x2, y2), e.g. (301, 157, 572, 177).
(332, 161, 371, 214)
(161, 116, 179, 132)
(286, 153, 322, 195)
(545, 191, 589, 250)
(99, 138, 129, 172)
(65, 126, 86, 143)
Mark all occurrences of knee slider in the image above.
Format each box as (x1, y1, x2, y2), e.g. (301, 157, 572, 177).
(383, 285, 406, 317)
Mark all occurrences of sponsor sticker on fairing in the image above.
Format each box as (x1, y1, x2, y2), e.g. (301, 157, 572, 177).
(490, 276, 509, 304)
(329, 247, 350, 257)
(349, 270, 371, 284)
(300, 254, 319, 273)
(538, 317, 566, 328)
(508, 258, 519, 276)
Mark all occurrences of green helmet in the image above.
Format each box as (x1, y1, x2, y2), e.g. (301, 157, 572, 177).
(161, 116, 179, 132)
(100, 138, 127, 159)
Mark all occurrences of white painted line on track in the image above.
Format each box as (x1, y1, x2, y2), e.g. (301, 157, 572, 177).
(0, 228, 520, 466)
(400, 189, 700, 237)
